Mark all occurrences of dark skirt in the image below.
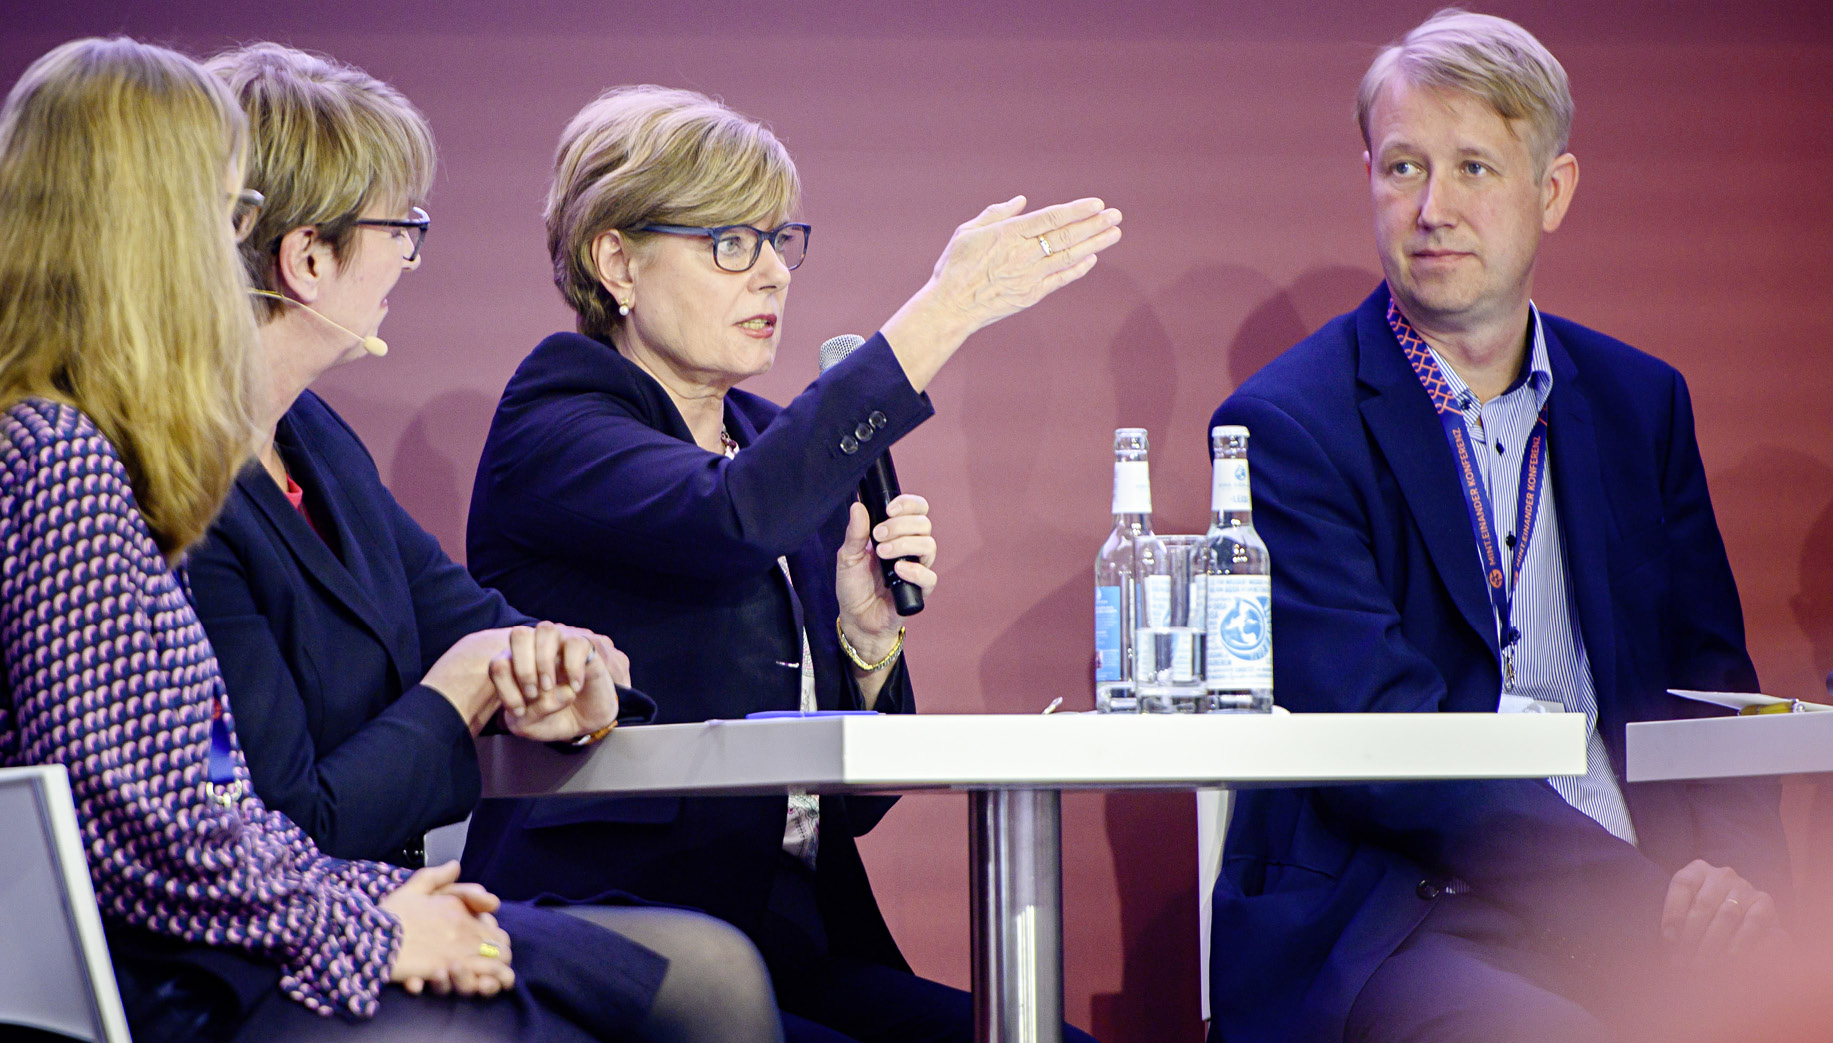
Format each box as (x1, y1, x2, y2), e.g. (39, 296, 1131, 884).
(111, 900, 668, 1043)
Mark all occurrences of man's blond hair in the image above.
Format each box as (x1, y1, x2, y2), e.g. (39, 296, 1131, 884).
(1357, 9, 1574, 171)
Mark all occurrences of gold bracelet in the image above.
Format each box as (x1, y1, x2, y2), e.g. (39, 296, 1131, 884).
(569, 721, 617, 746)
(837, 620, 904, 672)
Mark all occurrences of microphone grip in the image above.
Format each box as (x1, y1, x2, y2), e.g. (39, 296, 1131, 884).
(859, 452, 925, 616)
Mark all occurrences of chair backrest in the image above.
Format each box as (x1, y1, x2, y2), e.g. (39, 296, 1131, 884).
(0, 764, 133, 1043)
(1196, 785, 1233, 1025)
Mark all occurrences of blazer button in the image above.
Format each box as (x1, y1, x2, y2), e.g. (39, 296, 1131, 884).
(868, 411, 888, 430)
(1416, 879, 1443, 901)
(855, 421, 875, 441)
(840, 434, 860, 455)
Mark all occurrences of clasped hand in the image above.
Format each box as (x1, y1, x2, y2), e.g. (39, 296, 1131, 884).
(381, 860, 514, 997)
(422, 621, 632, 741)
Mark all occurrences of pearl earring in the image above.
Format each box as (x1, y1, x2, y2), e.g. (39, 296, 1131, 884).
(618, 301, 631, 317)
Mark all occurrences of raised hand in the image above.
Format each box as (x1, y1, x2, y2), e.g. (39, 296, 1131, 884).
(881, 195, 1123, 392)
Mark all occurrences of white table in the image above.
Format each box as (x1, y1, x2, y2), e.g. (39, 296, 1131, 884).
(1626, 710, 1833, 781)
(480, 713, 1586, 1043)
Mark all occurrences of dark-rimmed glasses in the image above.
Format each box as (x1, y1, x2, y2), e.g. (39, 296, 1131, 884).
(639, 223, 810, 273)
(354, 206, 431, 262)
(231, 189, 264, 244)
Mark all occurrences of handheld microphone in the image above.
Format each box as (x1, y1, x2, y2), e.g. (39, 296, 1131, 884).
(249, 289, 388, 357)
(819, 334, 923, 616)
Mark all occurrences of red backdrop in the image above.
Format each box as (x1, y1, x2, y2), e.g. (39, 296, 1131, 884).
(6, 3, 1831, 1039)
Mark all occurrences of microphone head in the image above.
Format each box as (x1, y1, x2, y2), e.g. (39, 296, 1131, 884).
(818, 334, 867, 374)
(362, 336, 388, 357)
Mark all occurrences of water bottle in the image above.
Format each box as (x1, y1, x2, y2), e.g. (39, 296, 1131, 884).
(1202, 426, 1273, 712)
(1094, 428, 1164, 712)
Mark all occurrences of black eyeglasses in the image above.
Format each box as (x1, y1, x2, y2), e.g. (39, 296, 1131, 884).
(353, 206, 431, 262)
(639, 222, 810, 272)
(231, 189, 264, 244)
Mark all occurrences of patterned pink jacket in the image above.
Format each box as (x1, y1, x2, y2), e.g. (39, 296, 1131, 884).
(0, 398, 411, 1017)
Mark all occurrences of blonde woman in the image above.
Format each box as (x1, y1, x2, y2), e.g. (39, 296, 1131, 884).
(0, 37, 754, 1043)
(189, 43, 783, 1043)
(464, 85, 1118, 1043)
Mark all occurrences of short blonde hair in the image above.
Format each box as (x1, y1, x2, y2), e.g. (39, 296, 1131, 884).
(1357, 9, 1573, 170)
(547, 86, 800, 342)
(0, 37, 261, 559)
(207, 44, 435, 319)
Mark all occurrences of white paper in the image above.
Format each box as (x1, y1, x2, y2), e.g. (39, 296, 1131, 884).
(1666, 689, 1833, 713)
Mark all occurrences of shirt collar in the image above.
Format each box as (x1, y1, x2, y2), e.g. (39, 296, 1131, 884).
(1386, 292, 1553, 411)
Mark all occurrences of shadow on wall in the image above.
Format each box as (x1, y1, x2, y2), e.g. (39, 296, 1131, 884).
(388, 388, 498, 564)
(1791, 465, 1833, 692)
(1089, 789, 1201, 1042)
(948, 264, 1382, 1042)
(1228, 264, 1380, 391)
(1078, 265, 1377, 1042)
(1777, 450, 1833, 937)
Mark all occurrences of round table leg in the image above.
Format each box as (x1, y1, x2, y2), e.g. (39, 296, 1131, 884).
(969, 787, 1063, 1043)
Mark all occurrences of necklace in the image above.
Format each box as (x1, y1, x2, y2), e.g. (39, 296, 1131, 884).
(718, 426, 739, 455)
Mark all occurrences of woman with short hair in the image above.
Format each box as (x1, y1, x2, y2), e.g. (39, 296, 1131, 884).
(185, 42, 786, 1043)
(0, 35, 520, 1043)
(463, 84, 1119, 1043)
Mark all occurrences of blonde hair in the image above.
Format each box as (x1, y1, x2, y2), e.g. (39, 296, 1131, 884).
(207, 43, 435, 319)
(547, 85, 800, 341)
(0, 37, 261, 559)
(1357, 9, 1573, 171)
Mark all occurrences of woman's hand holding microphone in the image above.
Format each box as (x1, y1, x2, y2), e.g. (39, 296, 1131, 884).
(835, 493, 937, 709)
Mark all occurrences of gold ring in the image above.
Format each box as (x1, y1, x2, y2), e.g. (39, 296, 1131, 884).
(1038, 236, 1053, 257)
(478, 941, 502, 960)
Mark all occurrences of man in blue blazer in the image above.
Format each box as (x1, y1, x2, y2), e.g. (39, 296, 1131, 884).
(1206, 12, 1790, 1043)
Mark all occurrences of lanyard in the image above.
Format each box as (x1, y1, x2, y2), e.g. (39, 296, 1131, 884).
(209, 695, 238, 788)
(1388, 298, 1547, 687)
(180, 566, 243, 805)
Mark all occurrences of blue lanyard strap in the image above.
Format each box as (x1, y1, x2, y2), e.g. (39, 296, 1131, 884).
(1387, 296, 1546, 651)
(179, 566, 243, 803)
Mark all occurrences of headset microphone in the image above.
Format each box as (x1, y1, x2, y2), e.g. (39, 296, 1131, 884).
(248, 289, 388, 357)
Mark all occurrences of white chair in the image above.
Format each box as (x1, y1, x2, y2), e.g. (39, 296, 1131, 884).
(1196, 786, 1232, 1024)
(0, 764, 133, 1042)
(424, 814, 472, 867)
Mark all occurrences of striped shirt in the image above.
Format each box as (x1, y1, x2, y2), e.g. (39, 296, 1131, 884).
(1396, 302, 1639, 846)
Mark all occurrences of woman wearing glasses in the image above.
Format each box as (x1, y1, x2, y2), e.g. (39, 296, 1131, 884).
(0, 36, 646, 1043)
(180, 44, 784, 1042)
(461, 86, 1118, 1043)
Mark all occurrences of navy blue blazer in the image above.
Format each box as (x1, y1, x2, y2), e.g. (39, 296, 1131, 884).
(1205, 287, 1789, 1043)
(187, 390, 532, 865)
(463, 331, 933, 964)
(184, 392, 673, 1036)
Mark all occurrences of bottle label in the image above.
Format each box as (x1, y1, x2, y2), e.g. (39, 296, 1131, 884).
(1141, 574, 1171, 627)
(1211, 458, 1252, 513)
(1112, 461, 1152, 515)
(1095, 585, 1122, 681)
(1205, 574, 1272, 686)
(1135, 574, 1170, 678)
